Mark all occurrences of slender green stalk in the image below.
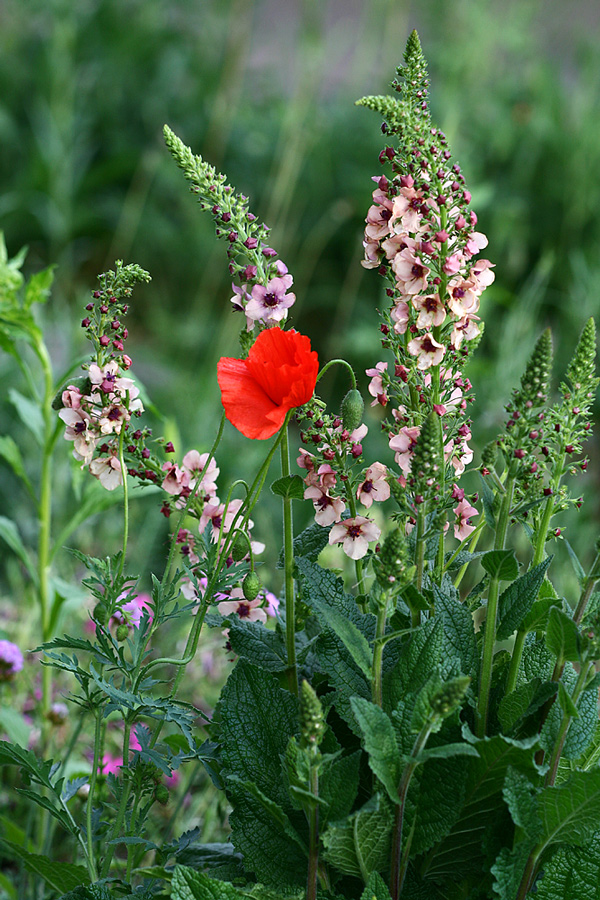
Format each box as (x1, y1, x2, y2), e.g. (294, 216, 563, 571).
(414, 505, 426, 597)
(545, 660, 594, 787)
(371, 598, 388, 706)
(505, 629, 527, 695)
(85, 713, 101, 881)
(306, 764, 319, 900)
(280, 421, 298, 696)
(100, 719, 131, 878)
(390, 725, 433, 900)
(532, 451, 565, 567)
(316, 358, 357, 389)
(476, 475, 515, 737)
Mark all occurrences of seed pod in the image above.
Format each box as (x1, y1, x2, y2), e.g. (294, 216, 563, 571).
(154, 784, 169, 806)
(242, 572, 261, 602)
(341, 388, 364, 432)
(93, 603, 108, 625)
(230, 531, 251, 561)
(115, 624, 129, 642)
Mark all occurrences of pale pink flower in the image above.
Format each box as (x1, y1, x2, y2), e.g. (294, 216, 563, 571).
(447, 279, 480, 318)
(442, 253, 462, 275)
(407, 333, 446, 369)
(317, 464, 337, 492)
(357, 462, 390, 508)
(59, 407, 96, 463)
(100, 754, 122, 776)
(304, 484, 346, 526)
(98, 402, 129, 435)
(389, 426, 420, 475)
(365, 190, 394, 241)
(328, 516, 381, 560)
(453, 498, 478, 540)
(181, 450, 219, 497)
(390, 187, 425, 234)
(350, 424, 369, 443)
(412, 294, 445, 329)
(366, 362, 388, 406)
(451, 316, 480, 349)
(245, 275, 296, 325)
(297, 448, 316, 472)
(61, 385, 82, 409)
(470, 258, 495, 288)
(390, 301, 410, 334)
(361, 238, 382, 269)
(89, 453, 123, 490)
(463, 231, 488, 258)
(88, 361, 141, 406)
(161, 462, 188, 496)
(218, 587, 268, 624)
(392, 249, 430, 294)
(0, 640, 24, 681)
(381, 232, 417, 262)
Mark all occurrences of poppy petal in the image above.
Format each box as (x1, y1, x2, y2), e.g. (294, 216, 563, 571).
(217, 357, 287, 439)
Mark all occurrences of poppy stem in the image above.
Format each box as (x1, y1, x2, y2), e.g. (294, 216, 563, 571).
(280, 416, 298, 695)
(316, 358, 357, 390)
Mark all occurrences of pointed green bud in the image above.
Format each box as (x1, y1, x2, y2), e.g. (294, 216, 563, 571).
(430, 675, 471, 717)
(513, 328, 553, 413)
(375, 528, 414, 589)
(242, 572, 261, 602)
(410, 413, 441, 495)
(300, 680, 325, 748)
(566, 318, 596, 391)
(481, 441, 498, 470)
(355, 94, 404, 133)
(387, 474, 406, 507)
(341, 388, 364, 431)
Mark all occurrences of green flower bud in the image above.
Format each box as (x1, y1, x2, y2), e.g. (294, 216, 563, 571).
(566, 318, 596, 391)
(341, 388, 364, 432)
(242, 572, 261, 602)
(115, 624, 129, 642)
(300, 680, 325, 748)
(375, 528, 413, 589)
(230, 531, 251, 562)
(513, 328, 553, 413)
(410, 413, 441, 496)
(93, 603, 108, 625)
(154, 784, 169, 806)
(430, 675, 471, 717)
(480, 441, 498, 470)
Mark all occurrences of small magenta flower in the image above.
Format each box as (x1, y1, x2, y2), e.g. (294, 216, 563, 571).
(453, 498, 478, 540)
(328, 516, 381, 560)
(218, 587, 268, 623)
(389, 426, 421, 475)
(366, 362, 388, 406)
(244, 273, 296, 325)
(0, 640, 24, 681)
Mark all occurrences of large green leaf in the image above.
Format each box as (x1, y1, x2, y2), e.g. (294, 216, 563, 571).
(351, 697, 400, 803)
(226, 619, 288, 672)
(534, 832, 600, 900)
(171, 866, 247, 899)
(545, 607, 581, 663)
(410, 756, 469, 855)
(322, 796, 394, 881)
(496, 557, 553, 640)
(481, 549, 519, 581)
(538, 768, 600, 847)
(432, 585, 478, 677)
(361, 872, 392, 900)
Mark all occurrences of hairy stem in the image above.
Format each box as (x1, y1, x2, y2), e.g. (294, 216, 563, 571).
(545, 660, 594, 787)
(505, 629, 527, 695)
(306, 763, 320, 900)
(100, 719, 131, 878)
(372, 598, 388, 707)
(390, 725, 432, 900)
(85, 713, 101, 882)
(281, 421, 298, 695)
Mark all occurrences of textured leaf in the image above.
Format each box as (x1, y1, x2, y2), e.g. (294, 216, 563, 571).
(498, 678, 557, 734)
(171, 865, 247, 899)
(432, 585, 478, 677)
(0, 840, 89, 892)
(322, 796, 394, 880)
(277, 521, 331, 568)
(496, 557, 553, 640)
(361, 872, 392, 900)
(545, 607, 581, 662)
(534, 832, 600, 900)
(422, 734, 538, 879)
(226, 619, 288, 672)
(319, 750, 361, 826)
(57, 888, 113, 900)
(383, 619, 444, 711)
(522, 636, 554, 682)
(538, 768, 600, 847)
(218, 660, 299, 808)
(481, 549, 519, 581)
(351, 698, 400, 803)
(310, 593, 373, 678)
(502, 767, 541, 836)
(411, 756, 469, 855)
(491, 841, 533, 900)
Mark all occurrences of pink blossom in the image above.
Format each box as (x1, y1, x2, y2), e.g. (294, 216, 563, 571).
(463, 231, 488, 258)
(328, 516, 381, 560)
(365, 190, 394, 241)
(297, 448, 316, 471)
(453, 498, 478, 540)
(181, 450, 219, 497)
(412, 293, 446, 329)
(99, 754, 122, 776)
(447, 279, 480, 318)
(218, 587, 268, 624)
(88, 361, 141, 406)
(161, 462, 187, 496)
(389, 426, 420, 475)
(366, 362, 388, 406)
(98, 402, 129, 435)
(361, 238, 382, 269)
(304, 483, 346, 525)
(381, 232, 417, 262)
(89, 453, 123, 490)
(390, 187, 425, 234)
(392, 249, 430, 294)
(0, 640, 24, 681)
(407, 333, 446, 369)
(442, 253, 462, 275)
(61, 385, 82, 409)
(357, 462, 390, 508)
(390, 301, 410, 334)
(470, 258, 495, 288)
(244, 275, 296, 325)
(451, 316, 480, 349)
(112, 593, 153, 629)
(58, 408, 96, 464)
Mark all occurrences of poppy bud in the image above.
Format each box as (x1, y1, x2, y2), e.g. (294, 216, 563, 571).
(242, 572, 261, 602)
(341, 389, 364, 432)
(115, 624, 129, 642)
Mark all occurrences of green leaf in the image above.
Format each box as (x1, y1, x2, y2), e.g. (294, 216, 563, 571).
(534, 832, 600, 900)
(410, 756, 469, 855)
(401, 583, 432, 613)
(0, 516, 37, 584)
(422, 733, 538, 879)
(478, 472, 496, 530)
(361, 872, 392, 900)
(350, 698, 400, 803)
(558, 681, 579, 718)
(57, 887, 125, 900)
(383, 619, 444, 711)
(270, 474, 305, 500)
(432, 585, 478, 677)
(564, 538, 586, 587)
(416, 743, 479, 763)
(308, 592, 373, 679)
(538, 768, 600, 847)
(8, 387, 45, 445)
(319, 750, 361, 826)
(540, 674, 599, 761)
(502, 767, 541, 836)
(0, 435, 34, 495)
(545, 607, 581, 662)
(322, 795, 394, 881)
(24, 265, 55, 308)
(491, 842, 533, 900)
(226, 619, 288, 672)
(171, 865, 248, 899)
(481, 549, 519, 581)
(496, 557, 553, 640)
(0, 840, 89, 893)
(498, 678, 557, 733)
(0, 708, 31, 746)
(277, 521, 331, 568)
(520, 595, 561, 634)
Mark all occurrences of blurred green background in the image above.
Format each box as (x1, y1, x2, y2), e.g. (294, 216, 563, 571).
(1, 0, 600, 586)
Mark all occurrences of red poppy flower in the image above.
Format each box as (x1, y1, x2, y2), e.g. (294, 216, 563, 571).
(217, 328, 319, 440)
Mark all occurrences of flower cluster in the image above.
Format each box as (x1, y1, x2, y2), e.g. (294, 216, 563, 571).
(164, 125, 296, 333)
(0, 639, 24, 681)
